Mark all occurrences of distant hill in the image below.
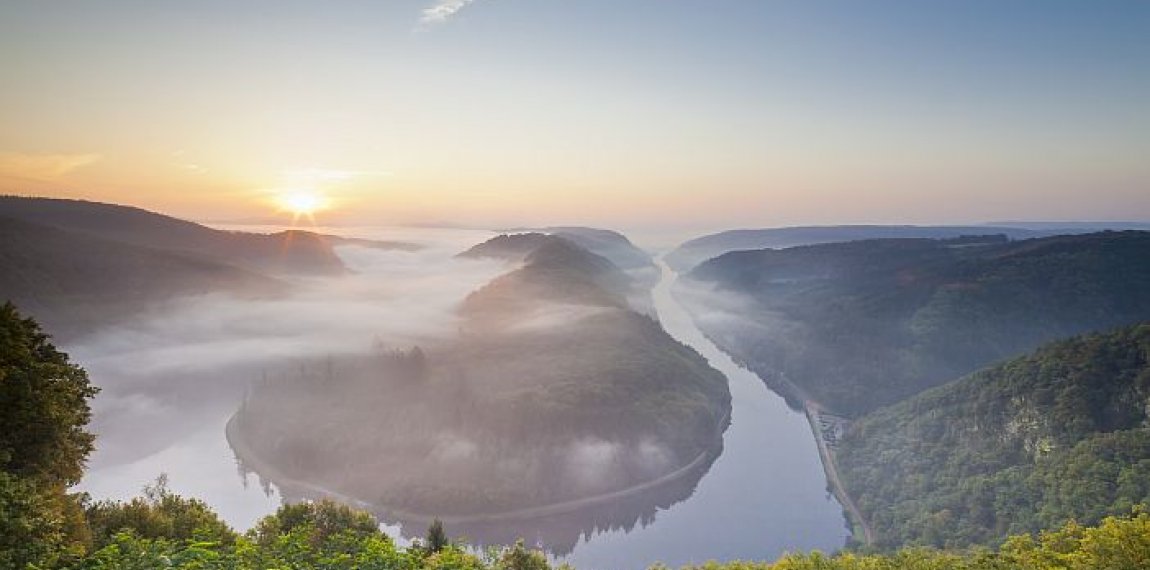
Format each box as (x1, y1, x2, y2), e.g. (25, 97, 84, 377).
(476, 227, 654, 271)
(461, 236, 631, 317)
(665, 225, 1049, 271)
(986, 221, 1150, 231)
(837, 323, 1150, 549)
(457, 232, 557, 262)
(0, 216, 281, 338)
(679, 231, 1150, 416)
(0, 196, 415, 275)
(539, 227, 655, 272)
(231, 233, 729, 524)
(462, 229, 657, 315)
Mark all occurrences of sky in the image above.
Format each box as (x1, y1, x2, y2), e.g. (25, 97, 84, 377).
(1, 0, 1147, 232)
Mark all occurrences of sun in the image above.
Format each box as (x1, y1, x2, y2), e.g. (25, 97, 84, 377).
(277, 190, 329, 222)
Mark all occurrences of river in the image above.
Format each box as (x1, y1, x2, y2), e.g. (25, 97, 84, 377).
(557, 259, 847, 569)
(72, 227, 847, 570)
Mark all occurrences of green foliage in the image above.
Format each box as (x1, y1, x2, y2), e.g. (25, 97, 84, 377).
(494, 540, 549, 570)
(84, 475, 236, 549)
(837, 324, 1150, 549)
(249, 499, 383, 548)
(0, 302, 98, 485)
(0, 302, 98, 568)
(60, 499, 525, 570)
(426, 519, 449, 554)
(0, 472, 74, 569)
(55, 507, 1150, 570)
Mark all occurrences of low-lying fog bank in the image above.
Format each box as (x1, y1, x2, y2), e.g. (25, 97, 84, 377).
(73, 227, 507, 527)
(229, 234, 731, 523)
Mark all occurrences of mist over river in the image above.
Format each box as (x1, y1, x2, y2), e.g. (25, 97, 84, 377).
(73, 226, 847, 570)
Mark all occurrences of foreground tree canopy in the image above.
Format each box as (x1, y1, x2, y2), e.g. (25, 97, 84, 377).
(0, 301, 98, 568)
(55, 504, 1150, 570)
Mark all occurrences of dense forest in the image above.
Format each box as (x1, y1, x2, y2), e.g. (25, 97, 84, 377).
(681, 231, 1150, 416)
(836, 323, 1150, 549)
(664, 225, 1050, 271)
(230, 235, 729, 521)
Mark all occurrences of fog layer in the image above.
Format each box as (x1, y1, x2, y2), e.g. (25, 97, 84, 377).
(74, 227, 506, 527)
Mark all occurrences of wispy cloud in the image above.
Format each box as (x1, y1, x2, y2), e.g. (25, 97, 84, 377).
(420, 0, 477, 25)
(0, 151, 101, 181)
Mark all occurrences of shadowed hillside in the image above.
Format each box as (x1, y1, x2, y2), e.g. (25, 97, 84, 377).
(464, 230, 657, 315)
(679, 231, 1150, 415)
(0, 196, 415, 276)
(0, 216, 282, 338)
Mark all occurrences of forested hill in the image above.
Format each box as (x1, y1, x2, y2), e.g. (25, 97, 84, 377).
(0, 196, 416, 275)
(460, 236, 632, 318)
(230, 234, 729, 532)
(460, 231, 657, 315)
(680, 231, 1150, 415)
(539, 227, 655, 272)
(0, 216, 282, 338)
(457, 232, 557, 262)
(837, 323, 1150, 549)
(665, 225, 1046, 271)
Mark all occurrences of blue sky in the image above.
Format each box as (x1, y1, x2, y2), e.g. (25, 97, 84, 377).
(1, 1, 1146, 229)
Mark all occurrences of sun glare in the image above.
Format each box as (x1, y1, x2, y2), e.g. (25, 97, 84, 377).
(278, 190, 328, 220)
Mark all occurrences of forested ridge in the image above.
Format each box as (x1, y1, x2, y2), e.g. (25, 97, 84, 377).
(0, 196, 355, 276)
(837, 323, 1150, 549)
(665, 225, 1048, 271)
(683, 231, 1150, 416)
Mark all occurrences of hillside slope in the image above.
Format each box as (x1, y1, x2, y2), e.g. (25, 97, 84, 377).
(462, 231, 656, 315)
(0, 217, 281, 337)
(0, 196, 360, 275)
(666, 225, 1046, 271)
(680, 231, 1150, 415)
(837, 323, 1150, 549)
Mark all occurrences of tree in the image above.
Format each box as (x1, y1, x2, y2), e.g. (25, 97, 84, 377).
(84, 474, 236, 548)
(426, 519, 448, 553)
(0, 302, 99, 485)
(0, 302, 99, 567)
(496, 540, 550, 570)
(250, 499, 383, 547)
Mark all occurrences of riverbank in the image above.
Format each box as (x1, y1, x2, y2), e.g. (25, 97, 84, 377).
(803, 401, 874, 546)
(668, 287, 872, 546)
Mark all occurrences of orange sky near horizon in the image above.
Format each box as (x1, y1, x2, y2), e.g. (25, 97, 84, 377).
(1, 2, 1147, 231)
